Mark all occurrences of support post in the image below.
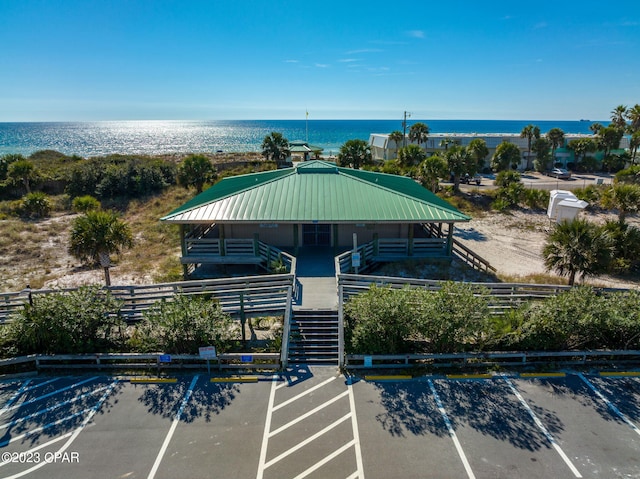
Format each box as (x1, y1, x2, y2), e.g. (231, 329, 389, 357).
(446, 224, 454, 255)
(293, 224, 299, 255)
(408, 223, 414, 256)
(338, 283, 345, 368)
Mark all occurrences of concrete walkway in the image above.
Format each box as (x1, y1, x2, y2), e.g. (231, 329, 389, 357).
(294, 247, 338, 310)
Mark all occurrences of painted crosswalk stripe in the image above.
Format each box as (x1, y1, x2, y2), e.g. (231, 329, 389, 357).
(502, 375, 582, 477)
(292, 439, 356, 479)
(264, 413, 352, 468)
(272, 376, 336, 411)
(428, 379, 476, 479)
(268, 390, 350, 437)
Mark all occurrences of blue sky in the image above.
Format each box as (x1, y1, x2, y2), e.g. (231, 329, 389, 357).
(1, 0, 639, 121)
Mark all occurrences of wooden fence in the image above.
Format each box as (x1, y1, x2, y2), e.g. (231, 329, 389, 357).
(0, 352, 281, 374)
(0, 274, 295, 323)
(338, 273, 580, 314)
(345, 350, 640, 369)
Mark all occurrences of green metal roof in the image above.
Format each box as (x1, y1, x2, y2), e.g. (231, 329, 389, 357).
(162, 160, 470, 224)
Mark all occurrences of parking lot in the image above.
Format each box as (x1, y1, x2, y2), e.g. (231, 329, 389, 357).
(0, 368, 638, 479)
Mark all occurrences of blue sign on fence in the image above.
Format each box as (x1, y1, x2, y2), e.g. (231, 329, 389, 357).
(241, 355, 253, 363)
(158, 354, 172, 363)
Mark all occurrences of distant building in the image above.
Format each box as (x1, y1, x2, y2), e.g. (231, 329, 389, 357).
(369, 132, 630, 170)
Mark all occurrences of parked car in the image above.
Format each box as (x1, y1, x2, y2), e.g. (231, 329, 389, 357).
(460, 173, 482, 185)
(548, 168, 571, 179)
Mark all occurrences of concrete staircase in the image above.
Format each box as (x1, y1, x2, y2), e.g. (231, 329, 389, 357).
(288, 309, 340, 365)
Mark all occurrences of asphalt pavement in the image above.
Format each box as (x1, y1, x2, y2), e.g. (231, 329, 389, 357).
(0, 370, 638, 479)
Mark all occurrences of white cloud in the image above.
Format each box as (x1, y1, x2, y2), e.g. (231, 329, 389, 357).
(406, 30, 425, 39)
(284, 59, 299, 63)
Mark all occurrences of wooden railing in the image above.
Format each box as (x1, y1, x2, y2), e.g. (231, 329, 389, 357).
(338, 273, 581, 314)
(0, 274, 295, 323)
(422, 223, 496, 273)
(0, 352, 281, 373)
(345, 350, 640, 369)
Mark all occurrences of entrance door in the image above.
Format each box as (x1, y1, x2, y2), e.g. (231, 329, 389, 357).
(302, 224, 331, 246)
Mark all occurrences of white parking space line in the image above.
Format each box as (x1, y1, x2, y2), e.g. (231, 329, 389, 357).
(268, 390, 349, 437)
(428, 379, 476, 479)
(256, 376, 278, 479)
(2, 379, 119, 479)
(502, 376, 582, 478)
(577, 373, 640, 437)
(0, 379, 31, 417)
(0, 408, 92, 447)
(146, 375, 199, 479)
(347, 380, 364, 479)
(4, 376, 98, 413)
(0, 432, 73, 468)
(272, 376, 337, 411)
(0, 384, 113, 431)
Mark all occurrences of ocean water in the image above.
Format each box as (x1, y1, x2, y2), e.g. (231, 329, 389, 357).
(0, 119, 605, 158)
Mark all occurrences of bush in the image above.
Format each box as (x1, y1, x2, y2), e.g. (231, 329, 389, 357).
(21, 191, 51, 218)
(494, 170, 521, 188)
(344, 285, 415, 354)
(344, 283, 490, 354)
(615, 165, 640, 184)
(66, 157, 176, 200)
(515, 287, 640, 350)
(521, 188, 550, 210)
(3, 286, 125, 355)
(72, 195, 101, 212)
(132, 294, 238, 354)
(412, 282, 490, 353)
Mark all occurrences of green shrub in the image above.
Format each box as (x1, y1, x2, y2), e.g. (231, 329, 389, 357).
(72, 195, 101, 212)
(495, 170, 521, 188)
(521, 188, 550, 210)
(615, 165, 640, 184)
(4, 286, 125, 355)
(21, 191, 51, 218)
(132, 294, 238, 354)
(344, 285, 415, 354)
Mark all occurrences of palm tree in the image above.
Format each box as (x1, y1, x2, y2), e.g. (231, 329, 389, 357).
(419, 155, 447, 192)
(567, 138, 596, 168)
(467, 138, 489, 171)
(546, 128, 565, 166)
(629, 131, 640, 164)
(7, 159, 39, 194)
(589, 122, 603, 135)
(408, 122, 430, 147)
(439, 137, 460, 151)
(625, 104, 640, 132)
(543, 219, 611, 286)
(520, 124, 540, 170)
(397, 144, 427, 168)
(444, 145, 472, 191)
(611, 104, 628, 129)
(261, 132, 291, 167)
(177, 154, 217, 193)
(388, 131, 404, 159)
(337, 139, 372, 169)
(69, 210, 134, 286)
(601, 183, 640, 223)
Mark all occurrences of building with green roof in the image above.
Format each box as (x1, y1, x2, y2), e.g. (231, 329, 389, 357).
(162, 161, 470, 277)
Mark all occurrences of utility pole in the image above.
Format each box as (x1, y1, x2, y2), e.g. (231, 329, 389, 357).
(402, 111, 411, 148)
